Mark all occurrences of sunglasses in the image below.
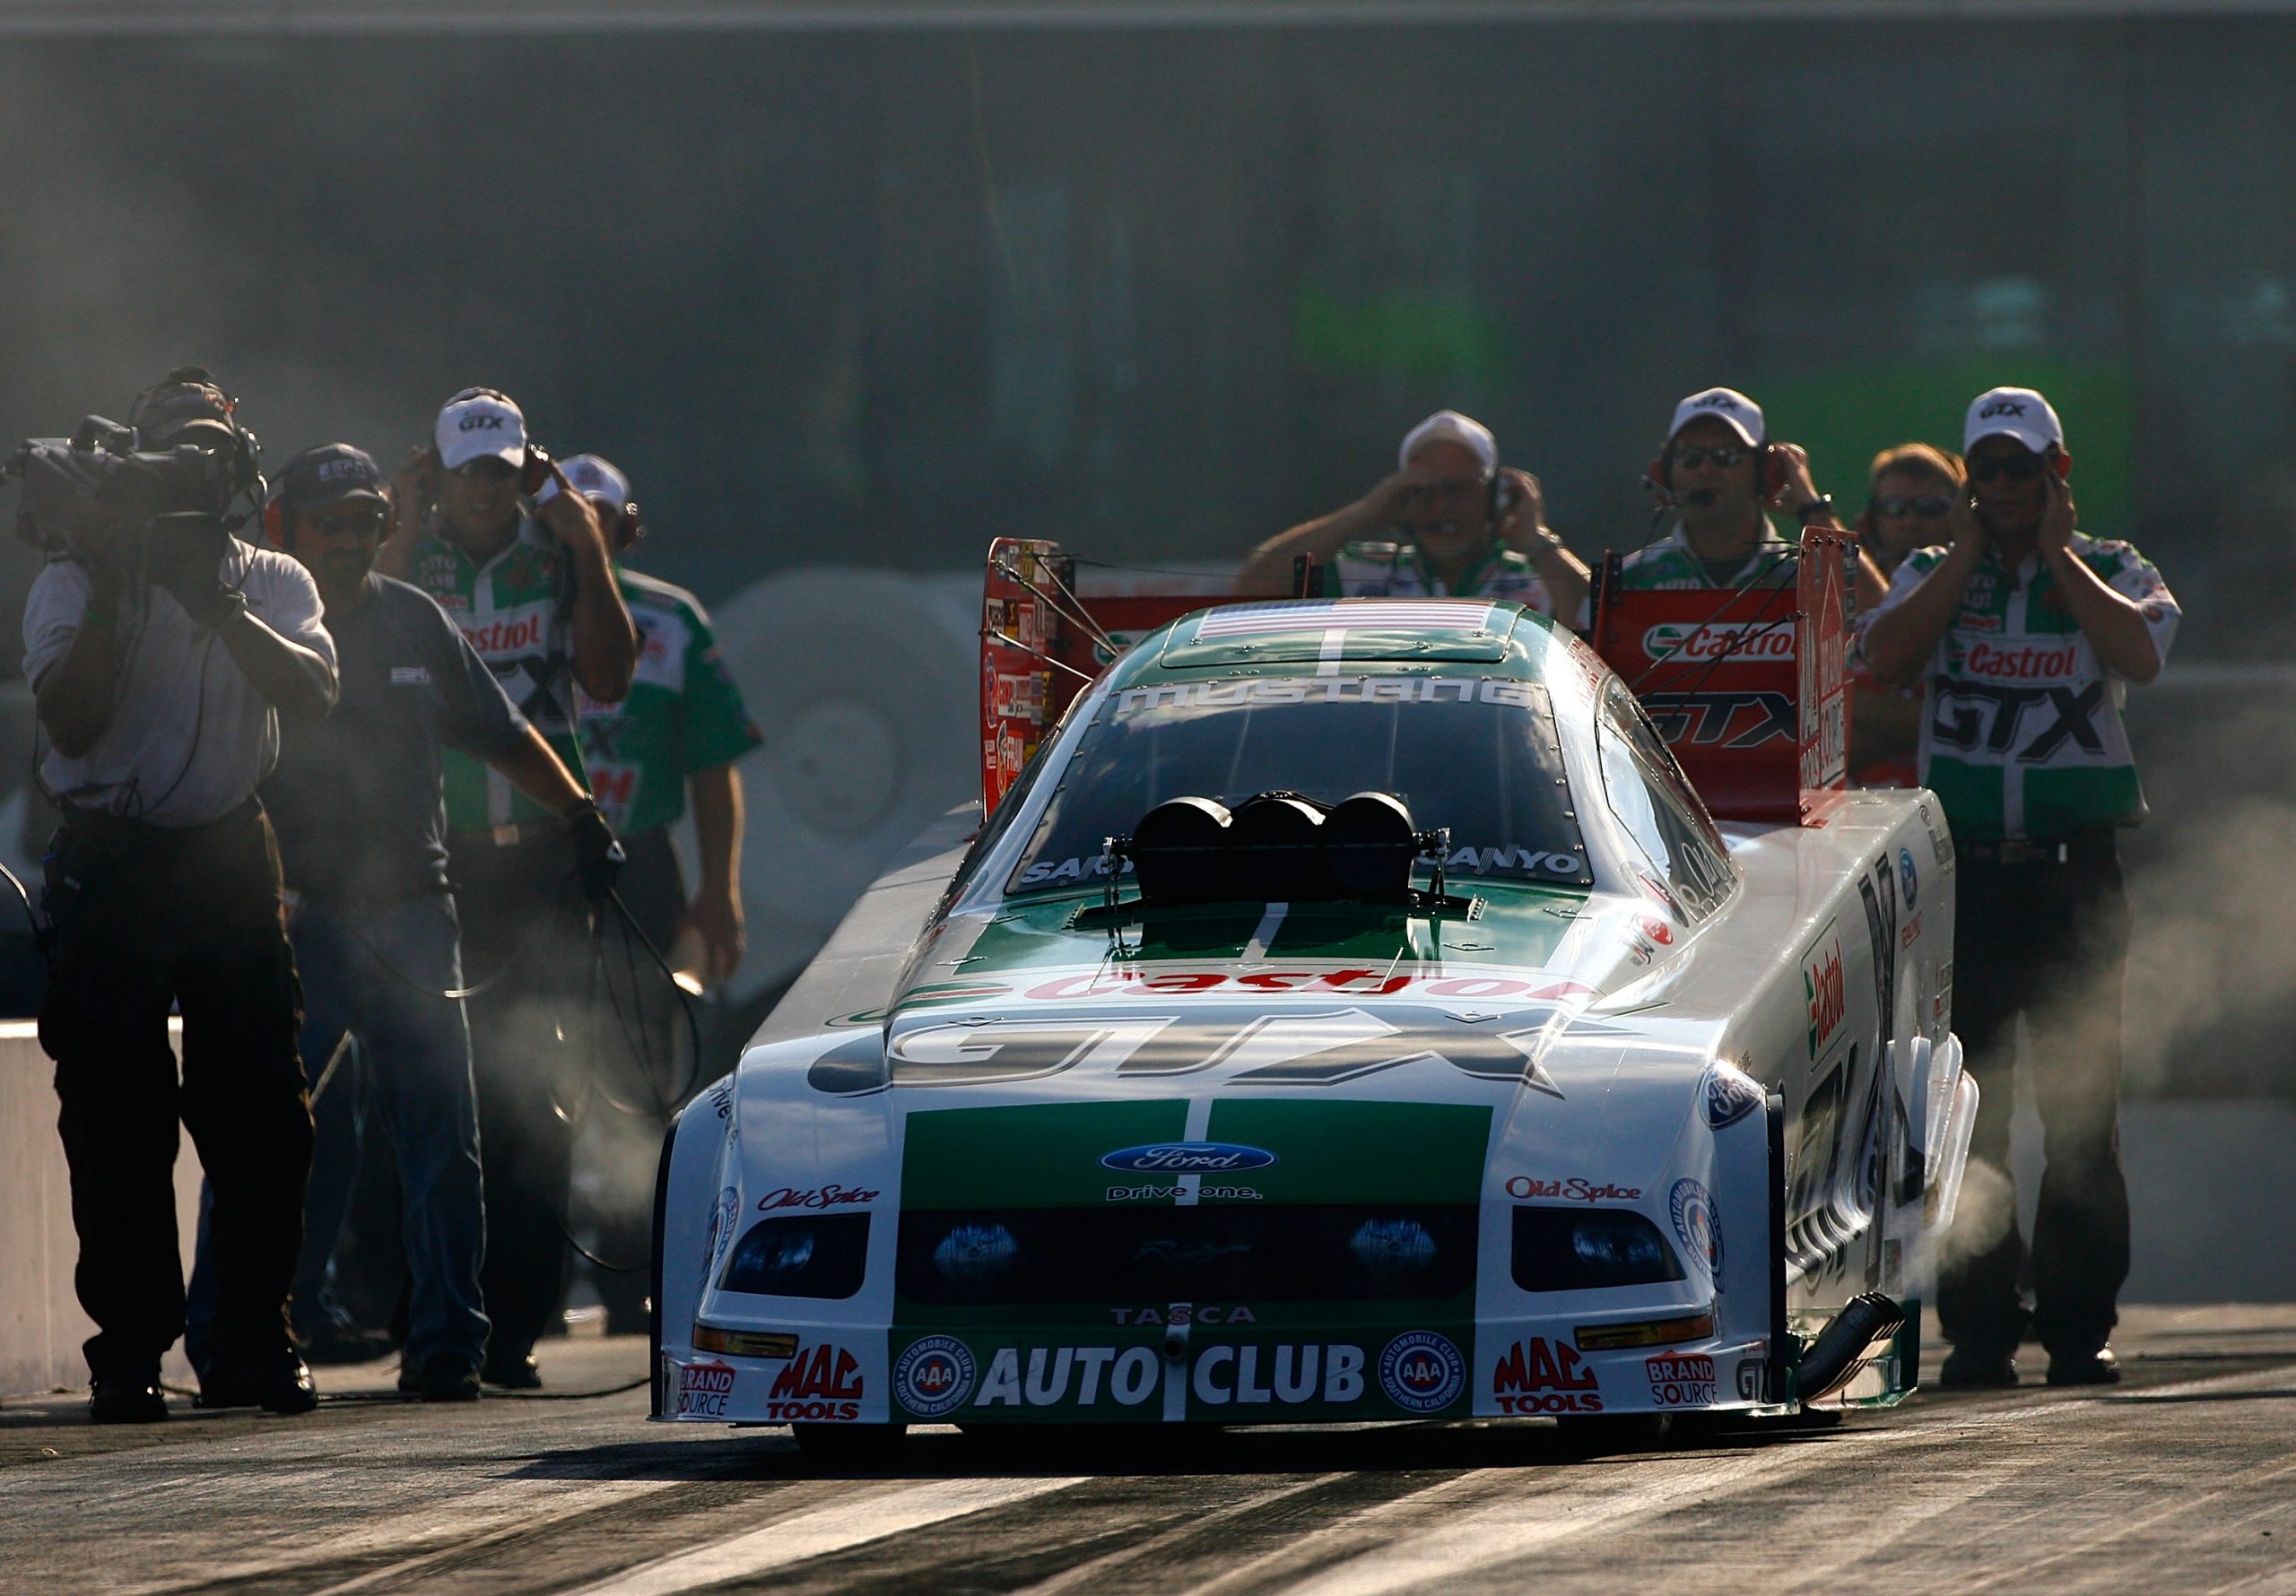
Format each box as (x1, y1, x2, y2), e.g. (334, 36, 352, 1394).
(1874, 493, 1952, 519)
(1968, 452, 2047, 482)
(1396, 477, 1486, 511)
(452, 456, 521, 483)
(1672, 443, 1750, 471)
(311, 504, 388, 536)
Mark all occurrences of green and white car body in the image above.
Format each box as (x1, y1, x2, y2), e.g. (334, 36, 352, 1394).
(653, 599, 1975, 1433)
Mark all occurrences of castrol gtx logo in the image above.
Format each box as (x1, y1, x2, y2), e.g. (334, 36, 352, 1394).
(1100, 1142, 1277, 1174)
(1963, 640, 2079, 681)
(1642, 621, 1795, 664)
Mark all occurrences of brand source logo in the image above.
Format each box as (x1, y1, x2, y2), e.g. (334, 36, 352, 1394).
(1642, 621, 1795, 664)
(1647, 1352, 1717, 1408)
(675, 1357, 736, 1418)
(1378, 1331, 1465, 1413)
(1100, 1142, 1278, 1174)
(1492, 1336, 1603, 1413)
(894, 1335, 977, 1418)
(1505, 1176, 1643, 1202)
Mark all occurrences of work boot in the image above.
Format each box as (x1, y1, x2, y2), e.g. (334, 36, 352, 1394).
(1937, 1346, 2019, 1389)
(481, 1350, 542, 1391)
(2046, 1345, 2121, 1386)
(397, 1354, 483, 1402)
(197, 1346, 319, 1414)
(90, 1371, 168, 1424)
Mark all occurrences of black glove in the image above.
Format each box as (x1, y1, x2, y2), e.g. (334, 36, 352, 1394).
(563, 799, 625, 902)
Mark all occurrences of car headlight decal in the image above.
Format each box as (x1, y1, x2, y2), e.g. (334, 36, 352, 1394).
(719, 1213, 870, 1298)
(1511, 1205, 1687, 1292)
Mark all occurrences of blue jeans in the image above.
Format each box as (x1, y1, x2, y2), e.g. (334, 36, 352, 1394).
(190, 895, 489, 1371)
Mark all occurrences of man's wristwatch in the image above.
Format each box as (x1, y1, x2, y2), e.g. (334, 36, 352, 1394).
(1794, 494, 1837, 525)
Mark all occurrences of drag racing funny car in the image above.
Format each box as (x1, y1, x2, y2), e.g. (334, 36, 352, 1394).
(651, 533, 1977, 1452)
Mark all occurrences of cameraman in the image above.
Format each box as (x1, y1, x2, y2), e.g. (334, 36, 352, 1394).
(379, 388, 635, 1389)
(23, 369, 338, 1422)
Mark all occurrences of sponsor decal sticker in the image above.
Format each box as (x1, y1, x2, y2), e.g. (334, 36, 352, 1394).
(1492, 1336, 1602, 1414)
(894, 1336, 976, 1419)
(1803, 932, 1847, 1061)
(1108, 1305, 1257, 1326)
(1100, 1142, 1277, 1174)
(1735, 1346, 1773, 1403)
(764, 1344, 866, 1423)
(1647, 1351, 1717, 1408)
(1505, 1176, 1642, 1202)
(1114, 676, 1535, 716)
(675, 1357, 737, 1418)
(1641, 620, 1796, 664)
(756, 1184, 879, 1211)
(1378, 1332, 1466, 1413)
(1898, 846, 1918, 907)
(706, 1186, 738, 1272)
(1701, 1063, 1765, 1130)
(1670, 1178, 1722, 1276)
(1107, 1184, 1262, 1202)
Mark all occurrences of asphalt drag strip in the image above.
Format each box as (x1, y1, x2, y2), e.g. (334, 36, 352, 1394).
(0, 1306, 2290, 1594)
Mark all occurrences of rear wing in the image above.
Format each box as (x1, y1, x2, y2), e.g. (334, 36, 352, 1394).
(1587, 528, 1851, 823)
(980, 538, 1295, 815)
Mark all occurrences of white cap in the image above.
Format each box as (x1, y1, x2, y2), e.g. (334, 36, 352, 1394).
(536, 453, 631, 509)
(1668, 386, 1765, 447)
(434, 389, 527, 471)
(1398, 410, 1498, 475)
(1963, 386, 2064, 454)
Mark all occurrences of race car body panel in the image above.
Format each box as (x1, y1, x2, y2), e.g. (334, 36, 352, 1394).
(657, 597, 1971, 1427)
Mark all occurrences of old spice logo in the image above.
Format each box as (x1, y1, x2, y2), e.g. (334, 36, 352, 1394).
(1804, 940, 1846, 1058)
(1506, 1176, 1644, 1202)
(1966, 639, 2078, 681)
(769, 1345, 864, 1401)
(458, 612, 546, 655)
(757, 1184, 879, 1211)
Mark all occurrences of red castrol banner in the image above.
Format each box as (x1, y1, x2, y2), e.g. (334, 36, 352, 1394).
(1588, 529, 1851, 823)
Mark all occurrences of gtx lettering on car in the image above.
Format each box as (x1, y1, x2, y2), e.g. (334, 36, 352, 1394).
(880, 1004, 1583, 1095)
(1647, 1351, 1718, 1408)
(1492, 1337, 1603, 1414)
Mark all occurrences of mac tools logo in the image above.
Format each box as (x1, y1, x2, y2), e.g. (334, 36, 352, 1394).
(1100, 1143, 1278, 1175)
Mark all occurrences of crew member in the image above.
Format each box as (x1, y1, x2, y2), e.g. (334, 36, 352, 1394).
(1850, 443, 1964, 785)
(188, 445, 614, 1401)
(380, 388, 637, 1388)
(557, 455, 761, 1331)
(1239, 411, 1591, 620)
(1619, 386, 1884, 609)
(1864, 386, 2177, 1387)
(26, 369, 338, 1422)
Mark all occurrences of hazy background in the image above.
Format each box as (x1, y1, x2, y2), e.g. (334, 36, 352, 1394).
(0, 0, 2290, 1097)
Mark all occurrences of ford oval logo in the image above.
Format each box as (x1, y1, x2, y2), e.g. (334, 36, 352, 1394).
(1099, 1142, 1278, 1174)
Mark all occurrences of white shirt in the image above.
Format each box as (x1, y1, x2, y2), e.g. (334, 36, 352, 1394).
(23, 542, 335, 827)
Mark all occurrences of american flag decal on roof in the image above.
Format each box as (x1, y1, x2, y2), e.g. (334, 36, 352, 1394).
(1194, 601, 1500, 638)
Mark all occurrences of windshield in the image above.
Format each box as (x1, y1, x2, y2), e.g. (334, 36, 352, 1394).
(1007, 674, 1587, 896)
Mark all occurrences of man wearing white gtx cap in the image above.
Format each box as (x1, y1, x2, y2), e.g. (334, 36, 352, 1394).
(1240, 410, 1590, 620)
(379, 388, 637, 1389)
(1866, 386, 2179, 1391)
(1618, 386, 1875, 599)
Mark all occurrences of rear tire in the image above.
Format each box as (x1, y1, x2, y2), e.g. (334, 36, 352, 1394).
(792, 1422, 907, 1466)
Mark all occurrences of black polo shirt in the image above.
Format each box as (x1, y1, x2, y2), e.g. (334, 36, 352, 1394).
(265, 574, 529, 904)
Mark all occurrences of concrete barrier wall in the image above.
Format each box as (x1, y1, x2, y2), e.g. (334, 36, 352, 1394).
(0, 1019, 202, 1399)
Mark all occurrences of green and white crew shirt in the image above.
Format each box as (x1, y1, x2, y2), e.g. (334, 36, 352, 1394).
(1874, 532, 2178, 842)
(413, 520, 589, 832)
(578, 568, 762, 837)
(1613, 518, 1798, 592)
(1334, 542, 1556, 614)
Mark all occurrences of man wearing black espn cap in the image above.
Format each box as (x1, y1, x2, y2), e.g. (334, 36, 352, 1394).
(24, 369, 340, 1423)
(181, 443, 613, 1401)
